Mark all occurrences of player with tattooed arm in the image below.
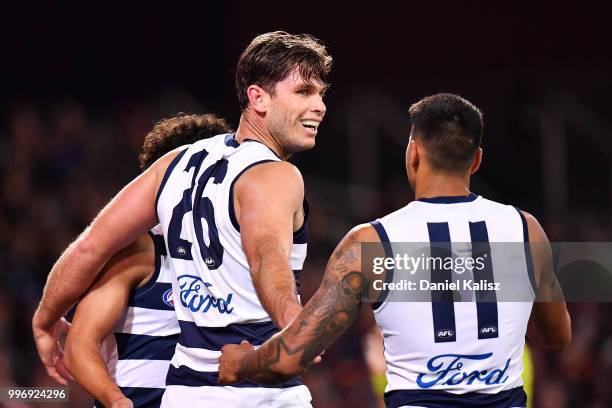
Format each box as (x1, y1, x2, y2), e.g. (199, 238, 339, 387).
(218, 94, 571, 408)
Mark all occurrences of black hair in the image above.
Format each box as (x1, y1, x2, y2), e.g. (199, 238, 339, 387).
(409, 93, 483, 173)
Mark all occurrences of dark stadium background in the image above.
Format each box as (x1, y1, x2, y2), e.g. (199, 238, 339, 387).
(1, 2, 611, 407)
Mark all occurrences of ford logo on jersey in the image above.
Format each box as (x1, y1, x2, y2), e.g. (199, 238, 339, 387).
(416, 353, 510, 388)
(162, 288, 174, 308)
(177, 274, 234, 314)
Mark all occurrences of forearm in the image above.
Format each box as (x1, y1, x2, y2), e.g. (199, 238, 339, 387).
(220, 228, 374, 386)
(251, 255, 302, 328)
(240, 270, 364, 383)
(65, 339, 125, 407)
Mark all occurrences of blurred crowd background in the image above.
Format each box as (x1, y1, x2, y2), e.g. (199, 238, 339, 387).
(1, 2, 611, 407)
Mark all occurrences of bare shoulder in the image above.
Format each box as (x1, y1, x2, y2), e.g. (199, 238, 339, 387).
(349, 223, 380, 242)
(519, 210, 549, 243)
(235, 161, 304, 209)
(238, 161, 303, 189)
(152, 147, 188, 185)
(329, 224, 380, 267)
(96, 233, 156, 288)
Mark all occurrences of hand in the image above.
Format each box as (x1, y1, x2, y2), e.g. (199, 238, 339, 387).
(32, 316, 74, 385)
(218, 340, 254, 384)
(111, 398, 134, 408)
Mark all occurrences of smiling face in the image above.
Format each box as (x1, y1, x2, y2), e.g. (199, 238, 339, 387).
(265, 67, 327, 153)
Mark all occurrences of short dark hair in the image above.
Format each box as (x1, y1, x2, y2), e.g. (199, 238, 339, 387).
(139, 113, 231, 171)
(408, 93, 483, 173)
(235, 31, 332, 111)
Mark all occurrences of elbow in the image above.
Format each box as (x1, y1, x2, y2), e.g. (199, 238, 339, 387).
(63, 338, 77, 374)
(544, 335, 571, 353)
(75, 233, 98, 258)
(63, 334, 93, 375)
(543, 322, 572, 353)
(553, 326, 572, 353)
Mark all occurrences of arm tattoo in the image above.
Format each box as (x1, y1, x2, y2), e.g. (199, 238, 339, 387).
(239, 236, 369, 383)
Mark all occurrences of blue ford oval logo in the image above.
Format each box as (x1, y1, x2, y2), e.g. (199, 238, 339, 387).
(162, 288, 174, 308)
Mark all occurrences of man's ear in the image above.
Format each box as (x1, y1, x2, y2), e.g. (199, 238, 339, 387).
(408, 139, 420, 173)
(246, 85, 271, 114)
(469, 147, 483, 175)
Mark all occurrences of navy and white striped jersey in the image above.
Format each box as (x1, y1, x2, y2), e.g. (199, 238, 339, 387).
(371, 194, 534, 408)
(155, 134, 309, 403)
(99, 226, 179, 408)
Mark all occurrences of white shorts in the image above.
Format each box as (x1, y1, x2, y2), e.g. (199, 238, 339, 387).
(161, 384, 312, 407)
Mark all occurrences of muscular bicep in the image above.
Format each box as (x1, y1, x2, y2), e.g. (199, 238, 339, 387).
(80, 148, 181, 265)
(233, 162, 305, 327)
(68, 235, 155, 344)
(523, 211, 571, 351)
(235, 161, 303, 266)
(523, 211, 561, 301)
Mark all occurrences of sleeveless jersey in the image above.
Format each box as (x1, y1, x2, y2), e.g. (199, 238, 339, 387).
(371, 194, 535, 408)
(99, 226, 179, 408)
(155, 134, 308, 392)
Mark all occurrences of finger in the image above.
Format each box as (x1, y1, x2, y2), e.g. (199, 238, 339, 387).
(55, 340, 65, 361)
(37, 344, 55, 366)
(56, 359, 75, 381)
(45, 366, 68, 386)
(240, 340, 254, 349)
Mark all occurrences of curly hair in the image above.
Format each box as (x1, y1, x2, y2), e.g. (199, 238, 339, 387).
(138, 113, 231, 171)
(409, 93, 483, 173)
(236, 31, 333, 111)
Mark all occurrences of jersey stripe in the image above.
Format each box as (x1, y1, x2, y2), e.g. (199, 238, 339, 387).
(155, 148, 188, 211)
(515, 208, 537, 293)
(228, 159, 276, 231)
(370, 220, 394, 311)
(469, 221, 499, 340)
(131, 232, 164, 298)
(128, 282, 174, 311)
(166, 364, 302, 388)
(177, 320, 278, 351)
(427, 222, 457, 343)
(417, 193, 479, 204)
(224, 133, 240, 147)
(115, 332, 179, 360)
(384, 386, 527, 408)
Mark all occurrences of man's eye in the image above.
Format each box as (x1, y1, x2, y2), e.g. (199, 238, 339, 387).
(297, 89, 309, 96)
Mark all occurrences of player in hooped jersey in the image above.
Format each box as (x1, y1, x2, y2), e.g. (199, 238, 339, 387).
(32, 31, 330, 407)
(64, 114, 231, 408)
(218, 94, 572, 408)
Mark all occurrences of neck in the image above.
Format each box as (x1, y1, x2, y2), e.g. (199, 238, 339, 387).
(235, 109, 290, 160)
(414, 170, 472, 200)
